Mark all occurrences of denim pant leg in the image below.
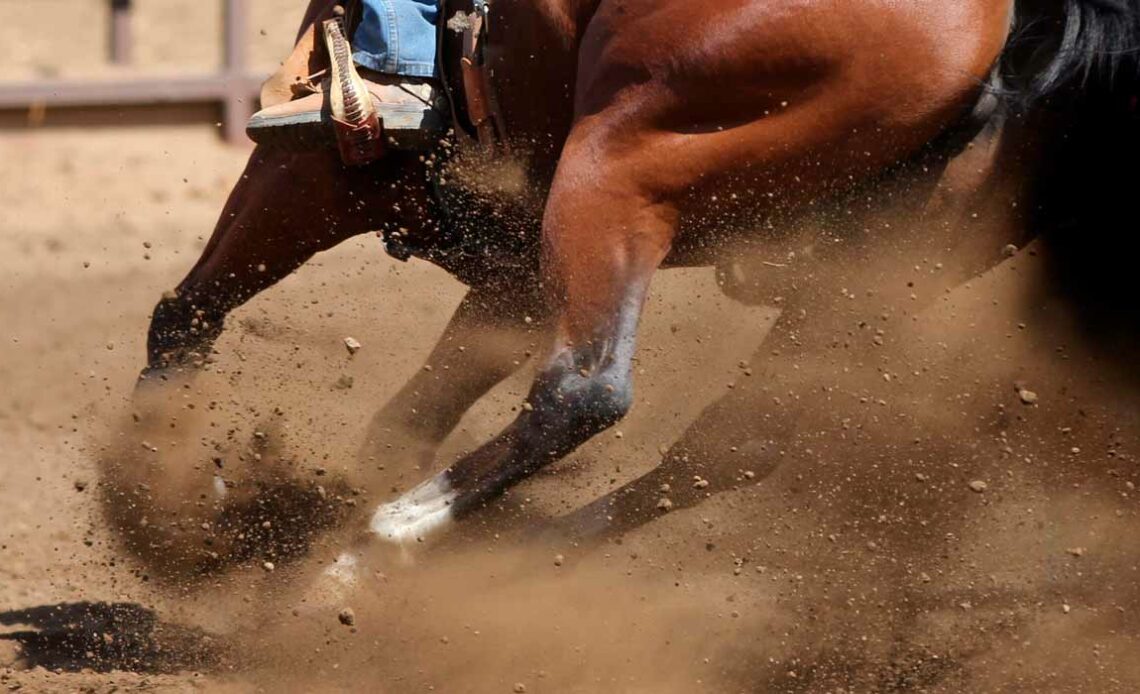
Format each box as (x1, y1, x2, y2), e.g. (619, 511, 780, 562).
(353, 0, 439, 78)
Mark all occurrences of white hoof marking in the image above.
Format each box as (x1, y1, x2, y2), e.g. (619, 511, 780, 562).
(369, 475, 457, 546)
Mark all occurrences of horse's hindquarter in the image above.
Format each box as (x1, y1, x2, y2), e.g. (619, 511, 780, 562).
(573, 0, 1014, 235)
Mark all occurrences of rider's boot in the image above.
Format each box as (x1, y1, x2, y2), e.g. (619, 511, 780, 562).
(246, 10, 446, 164)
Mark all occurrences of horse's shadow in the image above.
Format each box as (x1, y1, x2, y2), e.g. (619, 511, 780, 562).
(0, 602, 222, 674)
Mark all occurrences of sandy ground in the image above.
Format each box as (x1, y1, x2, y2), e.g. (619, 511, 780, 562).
(2, 3, 1139, 693)
(0, 0, 305, 80)
(0, 125, 782, 691)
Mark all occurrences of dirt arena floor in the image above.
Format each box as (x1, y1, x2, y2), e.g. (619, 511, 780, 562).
(2, 2, 1139, 692)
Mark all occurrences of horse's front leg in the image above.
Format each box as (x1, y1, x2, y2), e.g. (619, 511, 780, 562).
(142, 148, 419, 378)
(106, 148, 430, 578)
(365, 133, 677, 545)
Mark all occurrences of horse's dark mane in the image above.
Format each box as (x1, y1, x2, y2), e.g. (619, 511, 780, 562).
(1000, 0, 1140, 104)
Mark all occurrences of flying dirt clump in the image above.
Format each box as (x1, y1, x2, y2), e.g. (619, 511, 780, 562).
(96, 378, 356, 582)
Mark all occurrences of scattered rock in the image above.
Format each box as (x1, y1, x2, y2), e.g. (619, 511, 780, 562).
(1002, 243, 1019, 257)
(262, 561, 275, 572)
(1066, 547, 1086, 558)
(73, 480, 88, 492)
(344, 337, 362, 355)
(1062, 603, 1071, 614)
(338, 608, 356, 626)
(1018, 389, 1038, 405)
(968, 480, 988, 493)
(553, 554, 564, 567)
(333, 374, 354, 390)
(513, 684, 527, 693)
(656, 497, 674, 512)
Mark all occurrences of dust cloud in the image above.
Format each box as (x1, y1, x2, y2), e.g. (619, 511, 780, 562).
(1, 4, 1138, 690)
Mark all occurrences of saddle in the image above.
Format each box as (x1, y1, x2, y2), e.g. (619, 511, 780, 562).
(258, 0, 505, 165)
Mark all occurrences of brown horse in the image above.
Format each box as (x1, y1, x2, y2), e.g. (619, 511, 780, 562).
(129, 0, 1138, 578)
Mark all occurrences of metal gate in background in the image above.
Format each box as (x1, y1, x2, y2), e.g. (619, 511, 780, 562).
(0, 0, 263, 143)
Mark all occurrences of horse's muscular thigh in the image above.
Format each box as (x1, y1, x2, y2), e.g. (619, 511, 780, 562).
(574, 0, 1012, 201)
(581, 0, 1010, 101)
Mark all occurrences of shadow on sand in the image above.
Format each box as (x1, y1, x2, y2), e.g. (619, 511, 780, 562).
(0, 602, 222, 674)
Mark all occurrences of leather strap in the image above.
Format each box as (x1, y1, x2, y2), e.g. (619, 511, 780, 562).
(443, 0, 507, 152)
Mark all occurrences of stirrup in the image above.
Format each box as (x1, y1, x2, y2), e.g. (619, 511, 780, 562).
(323, 10, 386, 166)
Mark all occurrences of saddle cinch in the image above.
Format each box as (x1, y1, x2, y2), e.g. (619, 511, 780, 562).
(255, 0, 504, 165)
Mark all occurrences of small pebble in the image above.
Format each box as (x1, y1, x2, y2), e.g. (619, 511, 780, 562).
(344, 337, 362, 355)
(968, 480, 988, 493)
(1018, 389, 1038, 405)
(338, 608, 356, 626)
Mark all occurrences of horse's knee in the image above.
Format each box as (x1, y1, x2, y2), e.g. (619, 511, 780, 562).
(146, 292, 224, 369)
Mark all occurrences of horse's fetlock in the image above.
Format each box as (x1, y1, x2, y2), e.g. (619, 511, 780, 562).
(147, 294, 225, 369)
(541, 368, 632, 432)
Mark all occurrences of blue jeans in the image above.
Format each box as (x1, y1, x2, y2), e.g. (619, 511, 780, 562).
(353, 0, 439, 78)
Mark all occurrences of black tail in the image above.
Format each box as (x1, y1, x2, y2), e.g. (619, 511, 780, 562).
(1002, 0, 1140, 103)
(1001, 1, 1140, 349)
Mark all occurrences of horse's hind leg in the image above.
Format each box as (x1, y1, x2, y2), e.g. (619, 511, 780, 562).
(356, 130, 679, 547)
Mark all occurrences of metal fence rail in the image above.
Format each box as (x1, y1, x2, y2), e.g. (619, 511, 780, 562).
(0, 0, 263, 143)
